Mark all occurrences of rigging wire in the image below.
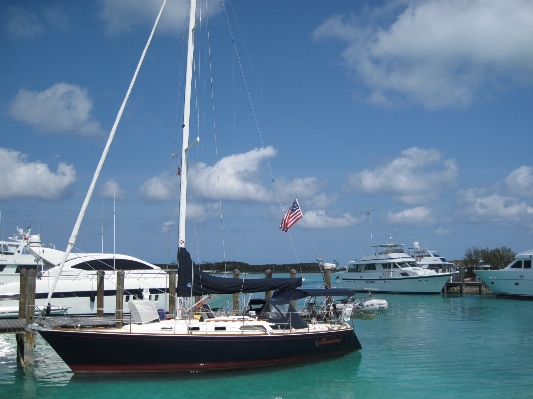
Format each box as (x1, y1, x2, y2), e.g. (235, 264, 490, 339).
(222, 0, 321, 268)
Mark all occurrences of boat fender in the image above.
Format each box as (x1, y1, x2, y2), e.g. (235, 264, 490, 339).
(90, 291, 95, 302)
(137, 288, 143, 299)
(46, 303, 51, 315)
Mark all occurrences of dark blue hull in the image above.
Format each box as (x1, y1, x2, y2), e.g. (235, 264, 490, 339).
(39, 328, 361, 373)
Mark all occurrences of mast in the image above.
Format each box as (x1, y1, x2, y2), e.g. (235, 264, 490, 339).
(178, 0, 197, 250)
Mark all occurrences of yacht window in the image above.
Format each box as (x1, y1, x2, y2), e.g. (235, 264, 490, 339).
(393, 263, 402, 269)
(510, 261, 522, 269)
(71, 259, 155, 271)
(382, 264, 391, 269)
(364, 264, 376, 271)
(524, 260, 531, 269)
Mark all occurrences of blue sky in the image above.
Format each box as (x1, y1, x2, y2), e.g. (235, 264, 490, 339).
(1, 0, 533, 267)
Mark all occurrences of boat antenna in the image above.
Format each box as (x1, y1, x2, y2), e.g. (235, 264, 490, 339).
(366, 212, 372, 247)
(45, 0, 168, 305)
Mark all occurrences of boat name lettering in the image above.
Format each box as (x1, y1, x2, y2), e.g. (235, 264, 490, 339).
(315, 335, 343, 346)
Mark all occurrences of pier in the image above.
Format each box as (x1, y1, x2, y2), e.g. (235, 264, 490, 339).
(444, 281, 484, 294)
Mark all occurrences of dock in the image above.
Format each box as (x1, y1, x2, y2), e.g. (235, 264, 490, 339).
(444, 281, 484, 294)
(0, 315, 129, 334)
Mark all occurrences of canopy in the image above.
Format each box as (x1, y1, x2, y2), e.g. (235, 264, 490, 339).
(176, 248, 302, 297)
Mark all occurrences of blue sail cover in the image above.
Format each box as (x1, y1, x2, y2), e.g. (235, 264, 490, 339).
(176, 248, 302, 296)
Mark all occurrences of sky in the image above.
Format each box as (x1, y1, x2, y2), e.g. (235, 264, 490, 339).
(1, 0, 533, 268)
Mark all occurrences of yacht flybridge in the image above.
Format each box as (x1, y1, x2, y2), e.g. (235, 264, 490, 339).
(0, 228, 49, 283)
(336, 239, 456, 294)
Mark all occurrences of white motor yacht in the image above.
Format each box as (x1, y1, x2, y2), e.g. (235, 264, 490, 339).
(409, 242, 458, 273)
(335, 238, 456, 294)
(0, 244, 171, 318)
(475, 249, 533, 297)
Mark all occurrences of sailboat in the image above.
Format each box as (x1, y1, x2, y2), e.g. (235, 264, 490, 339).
(37, 0, 361, 373)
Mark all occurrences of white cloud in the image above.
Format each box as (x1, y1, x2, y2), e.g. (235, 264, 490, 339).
(98, 0, 221, 35)
(161, 220, 175, 234)
(186, 202, 220, 222)
(191, 146, 277, 202)
(0, 147, 76, 200)
(387, 206, 434, 226)
(314, 0, 533, 109)
(6, 7, 44, 38)
(100, 179, 126, 200)
(347, 147, 457, 204)
(305, 192, 338, 209)
(303, 210, 362, 229)
(138, 172, 176, 203)
(276, 177, 325, 203)
(9, 83, 104, 136)
(459, 188, 533, 224)
(505, 166, 533, 197)
(434, 227, 450, 236)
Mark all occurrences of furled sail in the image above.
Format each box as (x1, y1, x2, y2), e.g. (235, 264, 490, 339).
(176, 248, 302, 296)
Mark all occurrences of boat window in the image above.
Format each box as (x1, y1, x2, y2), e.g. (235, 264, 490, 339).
(364, 264, 376, 271)
(393, 263, 402, 269)
(510, 261, 522, 269)
(524, 260, 531, 269)
(382, 264, 391, 269)
(71, 258, 155, 270)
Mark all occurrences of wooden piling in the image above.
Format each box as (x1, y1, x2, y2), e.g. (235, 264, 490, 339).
(24, 269, 36, 368)
(323, 267, 333, 305)
(460, 266, 465, 294)
(115, 270, 124, 328)
(16, 268, 27, 367)
(289, 269, 297, 309)
(264, 269, 272, 300)
(97, 270, 105, 317)
(168, 269, 176, 316)
(233, 269, 240, 312)
(18, 268, 27, 320)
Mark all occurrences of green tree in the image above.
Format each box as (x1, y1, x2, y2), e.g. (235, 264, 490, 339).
(463, 246, 483, 267)
(479, 247, 515, 270)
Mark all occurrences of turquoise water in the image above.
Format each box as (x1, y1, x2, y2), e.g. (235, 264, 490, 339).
(1, 274, 532, 399)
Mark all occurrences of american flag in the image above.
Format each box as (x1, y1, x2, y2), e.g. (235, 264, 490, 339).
(279, 199, 303, 232)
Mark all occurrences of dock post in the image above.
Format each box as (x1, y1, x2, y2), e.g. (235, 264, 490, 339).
(264, 269, 272, 300)
(289, 269, 297, 309)
(233, 269, 240, 312)
(323, 267, 333, 305)
(18, 268, 27, 319)
(116, 270, 124, 328)
(460, 266, 465, 294)
(168, 269, 176, 316)
(16, 269, 27, 367)
(23, 269, 36, 368)
(97, 270, 105, 317)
